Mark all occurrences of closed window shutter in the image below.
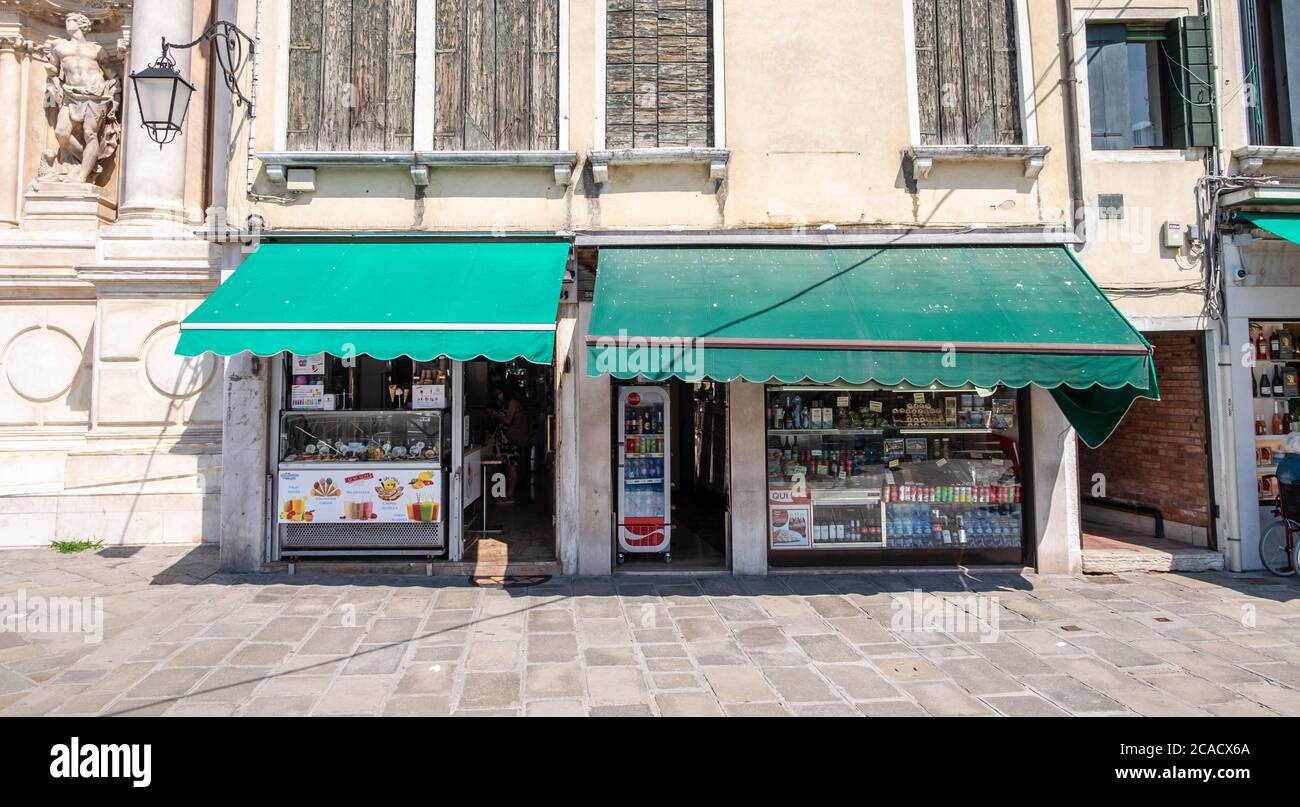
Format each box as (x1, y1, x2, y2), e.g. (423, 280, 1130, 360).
(605, 0, 713, 150)
(287, 0, 324, 151)
(434, 0, 560, 151)
(915, 0, 1022, 146)
(1086, 24, 1131, 150)
(1166, 14, 1217, 148)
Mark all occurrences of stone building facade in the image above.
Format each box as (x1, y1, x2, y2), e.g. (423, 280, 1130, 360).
(0, 0, 221, 548)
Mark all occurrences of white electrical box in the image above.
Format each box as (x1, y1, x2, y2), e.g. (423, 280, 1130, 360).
(1162, 222, 1184, 249)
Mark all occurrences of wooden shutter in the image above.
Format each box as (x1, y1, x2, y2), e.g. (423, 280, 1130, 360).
(434, 0, 560, 151)
(288, 0, 415, 152)
(605, 0, 635, 148)
(350, 0, 388, 150)
(605, 0, 712, 150)
(530, 0, 560, 149)
(936, 0, 966, 144)
(1086, 24, 1131, 150)
(915, 0, 940, 144)
(915, 0, 1021, 146)
(435, 0, 467, 150)
(386, 0, 416, 150)
(496, 0, 530, 149)
(989, 0, 1022, 144)
(1166, 14, 1217, 148)
(287, 0, 324, 150)
(318, 0, 354, 150)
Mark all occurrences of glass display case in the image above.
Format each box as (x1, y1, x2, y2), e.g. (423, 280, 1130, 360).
(765, 385, 1023, 558)
(279, 410, 447, 465)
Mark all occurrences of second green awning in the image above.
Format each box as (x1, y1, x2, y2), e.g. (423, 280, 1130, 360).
(1237, 211, 1300, 243)
(178, 241, 570, 364)
(585, 246, 1158, 447)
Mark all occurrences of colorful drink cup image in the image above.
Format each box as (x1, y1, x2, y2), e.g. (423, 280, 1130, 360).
(407, 499, 440, 522)
(344, 501, 377, 520)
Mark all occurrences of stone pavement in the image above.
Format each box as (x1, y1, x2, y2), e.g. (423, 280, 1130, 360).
(1, 545, 1299, 716)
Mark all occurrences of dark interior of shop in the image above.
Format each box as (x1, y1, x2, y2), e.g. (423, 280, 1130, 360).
(616, 379, 729, 571)
(462, 359, 557, 566)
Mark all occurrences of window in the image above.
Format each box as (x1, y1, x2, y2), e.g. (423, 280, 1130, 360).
(913, 0, 1023, 145)
(285, 0, 561, 153)
(1085, 17, 1215, 151)
(1241, 0, 1300, 146)
(434, 0, 560, 150)
(286, 0, 417, 151)
(605, 0, 714, 149)
(1087, 25, 1173, 149)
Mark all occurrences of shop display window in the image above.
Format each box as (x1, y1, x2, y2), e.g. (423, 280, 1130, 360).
(278, 354, 452, 465)
(765, 385, 1024, 558)
(279, 410, 444, 464)
(1249, 321, 1300, 503)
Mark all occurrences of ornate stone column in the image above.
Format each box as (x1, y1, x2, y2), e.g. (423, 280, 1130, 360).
(116, 0, 194, 223)
(0, 36, 29, 228)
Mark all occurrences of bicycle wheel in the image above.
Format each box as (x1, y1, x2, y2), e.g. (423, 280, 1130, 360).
(1259, 519, 1300, 576)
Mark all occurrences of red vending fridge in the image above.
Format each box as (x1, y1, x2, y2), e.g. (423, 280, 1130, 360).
(617, 386, 672, 563)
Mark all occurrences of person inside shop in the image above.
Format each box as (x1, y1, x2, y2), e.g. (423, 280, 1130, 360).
(488, 382, 532, 504)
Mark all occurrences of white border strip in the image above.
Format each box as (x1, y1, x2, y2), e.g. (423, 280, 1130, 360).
(182, 322, 559, 332)
(594, 0, 606, 150)
(414, 0, 437, 151)
(274, 0, 291, 152)
(713, 0, 726, 148)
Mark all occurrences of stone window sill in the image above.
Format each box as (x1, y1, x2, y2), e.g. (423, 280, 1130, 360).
(257, 150, 581, 190)
(904, 144, 1051, 181)
(587, 147, 731, 185)
(1232, 146, 1300, 176)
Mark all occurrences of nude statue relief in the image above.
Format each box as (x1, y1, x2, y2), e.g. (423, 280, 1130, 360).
(39, 12, 121, 185)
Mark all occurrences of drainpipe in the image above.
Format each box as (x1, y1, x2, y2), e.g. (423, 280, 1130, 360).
(1057, 0, 1086, 246)
(1201, 0, 1241, 571)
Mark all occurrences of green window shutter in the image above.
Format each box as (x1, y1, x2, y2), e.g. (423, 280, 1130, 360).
(1166, 14, 1217, 148)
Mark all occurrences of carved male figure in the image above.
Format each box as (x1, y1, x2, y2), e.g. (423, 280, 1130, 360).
(44, 12, 120, 184)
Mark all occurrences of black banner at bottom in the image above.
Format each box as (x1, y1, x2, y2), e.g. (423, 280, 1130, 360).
(0, 717, 1288, 794)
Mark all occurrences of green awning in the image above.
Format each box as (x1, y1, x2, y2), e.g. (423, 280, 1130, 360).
(585, 246, 1158, 447)
(177, 241, 569, 363)
(1237, 211, 1300, 243)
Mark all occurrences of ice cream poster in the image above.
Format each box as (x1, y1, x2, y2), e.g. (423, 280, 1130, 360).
(278, 466, 442, 524)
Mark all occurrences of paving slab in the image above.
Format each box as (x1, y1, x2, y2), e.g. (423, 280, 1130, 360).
(2, 545, 1298, 718)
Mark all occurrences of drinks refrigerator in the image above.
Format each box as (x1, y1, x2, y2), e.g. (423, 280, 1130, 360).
(616, 386, 672, 563)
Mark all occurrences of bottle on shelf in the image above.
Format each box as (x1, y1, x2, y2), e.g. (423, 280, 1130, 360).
(1275, 365, 1286, 397)
(1271, 328, 1282, 360)
(1256, 328, 1269, 362)
(1261, 371, 1273, 398)
(1274, 402, 1285, 436)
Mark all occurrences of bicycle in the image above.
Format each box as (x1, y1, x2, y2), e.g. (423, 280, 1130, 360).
(1258, 474, 1300, 576)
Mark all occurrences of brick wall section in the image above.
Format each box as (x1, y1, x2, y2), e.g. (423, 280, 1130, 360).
(1078, 331, 1210, 528)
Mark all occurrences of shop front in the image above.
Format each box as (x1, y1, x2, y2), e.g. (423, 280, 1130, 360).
(177, 239, 571, 569)
(1219, 209, 1300, 572)
(586, 245, 1158, 572)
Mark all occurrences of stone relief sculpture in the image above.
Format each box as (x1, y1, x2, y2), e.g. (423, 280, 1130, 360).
(36, 12, 122, 185)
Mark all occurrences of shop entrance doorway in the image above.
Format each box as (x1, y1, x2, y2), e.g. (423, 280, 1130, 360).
(461, 359, 557, 567)
(614, 379, 729, 571)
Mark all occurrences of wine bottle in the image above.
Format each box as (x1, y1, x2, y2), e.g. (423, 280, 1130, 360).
(1274, 365, 1285, 397)
(1261, 371, 1272, 397)
(1257, 329, 1269, 361)
(1274, 402, 1284, 436)
(1271, 328, 1282, 359)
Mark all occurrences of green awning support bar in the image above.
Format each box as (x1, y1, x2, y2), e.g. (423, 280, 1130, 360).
(177, 241, 570, 364)
(586, 246, 1158, 448)
(1237, 211, 1300, 244)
